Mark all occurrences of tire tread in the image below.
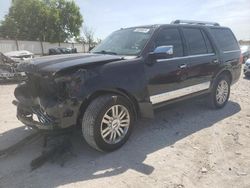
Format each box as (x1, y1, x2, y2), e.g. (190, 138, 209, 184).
(82, 95, 113, 151)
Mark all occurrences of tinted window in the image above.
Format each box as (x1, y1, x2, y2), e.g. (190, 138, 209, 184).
(155, 28, 183, 57)
(201, 30, 214, 53)
(183, 28, 207, 55)
(211, 28, 239, 52)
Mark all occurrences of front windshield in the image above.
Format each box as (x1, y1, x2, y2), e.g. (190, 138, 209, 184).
(92, 27, 154, 56)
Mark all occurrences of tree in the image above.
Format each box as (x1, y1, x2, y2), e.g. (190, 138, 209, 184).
(0, 0, 83, 42)
(83, 26, 95, 50)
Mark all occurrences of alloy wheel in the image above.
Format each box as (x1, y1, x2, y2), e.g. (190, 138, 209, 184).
(100, 105, 130, 144)
(216, 80, 229, 105)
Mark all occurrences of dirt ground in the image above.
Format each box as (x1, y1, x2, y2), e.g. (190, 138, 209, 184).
(0, 73, 250, 188)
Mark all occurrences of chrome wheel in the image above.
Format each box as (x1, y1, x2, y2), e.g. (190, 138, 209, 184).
(100, 105, 130, 144)
(216, 80, 229, 105)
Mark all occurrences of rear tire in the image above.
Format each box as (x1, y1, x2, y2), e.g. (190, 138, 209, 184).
(207, 74, 230, 109)
(82, 94, 134, 152)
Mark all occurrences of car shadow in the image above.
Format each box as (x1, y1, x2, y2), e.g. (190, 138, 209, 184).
(0, 126, 36, 153)
(30, 98, 240, 187)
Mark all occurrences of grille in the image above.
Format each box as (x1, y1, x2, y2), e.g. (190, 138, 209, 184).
(32, 107, 54, 125)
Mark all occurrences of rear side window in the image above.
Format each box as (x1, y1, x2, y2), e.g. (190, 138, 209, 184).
(155, 28, 183, 57)
(201, 30, 214, 53)
(183, 28, 208, 55)
(211, 28, 239, 52)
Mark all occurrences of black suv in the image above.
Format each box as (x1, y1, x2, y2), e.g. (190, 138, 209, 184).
(14, 20, 242, 152)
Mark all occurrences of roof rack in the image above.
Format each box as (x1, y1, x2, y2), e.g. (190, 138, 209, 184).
(171, 20, 220, 26)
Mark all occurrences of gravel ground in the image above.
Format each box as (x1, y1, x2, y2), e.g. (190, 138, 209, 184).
(0, 73, 249, 188)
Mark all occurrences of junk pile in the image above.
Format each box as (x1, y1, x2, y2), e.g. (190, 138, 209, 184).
(0, 52, 26, 83)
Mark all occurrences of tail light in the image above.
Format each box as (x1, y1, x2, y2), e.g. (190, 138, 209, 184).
(239, 54, 243, 64)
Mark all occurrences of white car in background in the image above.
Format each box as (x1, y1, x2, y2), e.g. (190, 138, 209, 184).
(244, 58, 250, 77)
(4, 50, 34, 63)
(0, 51, 28, 83)
(241, 45, 250, 63)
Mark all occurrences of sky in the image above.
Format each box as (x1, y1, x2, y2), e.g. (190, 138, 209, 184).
(0, 0, 250, 40)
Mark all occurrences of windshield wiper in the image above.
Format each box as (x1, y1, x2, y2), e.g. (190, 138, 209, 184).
(93, 50, 117, 55)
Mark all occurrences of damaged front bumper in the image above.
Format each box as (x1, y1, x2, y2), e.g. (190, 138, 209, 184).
(13, 66, 87, 131)
(13, 96, 80, 131)
(14, 100, 57, 130)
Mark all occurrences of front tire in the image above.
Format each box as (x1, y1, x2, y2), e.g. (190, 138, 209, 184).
(82, 94, 134, 152)
(208, 75, 231, 109)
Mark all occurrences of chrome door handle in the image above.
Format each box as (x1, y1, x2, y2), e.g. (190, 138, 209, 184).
(179, 64, 187, 69)
(212, 59, 219, 64)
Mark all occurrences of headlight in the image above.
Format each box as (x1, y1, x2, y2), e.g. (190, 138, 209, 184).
(54, 69, 87, 98)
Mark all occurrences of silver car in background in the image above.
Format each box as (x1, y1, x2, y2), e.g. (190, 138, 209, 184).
(244, 58, 250, 77)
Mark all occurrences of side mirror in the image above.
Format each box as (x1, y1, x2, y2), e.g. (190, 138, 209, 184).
(148, 45, 174, 60)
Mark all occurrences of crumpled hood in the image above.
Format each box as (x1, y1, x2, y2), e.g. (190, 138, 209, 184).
(17, 53, 123, 75)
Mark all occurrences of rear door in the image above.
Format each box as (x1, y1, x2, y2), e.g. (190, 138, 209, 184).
(181, 26, 219, 88)
(210, 28, 241, 82)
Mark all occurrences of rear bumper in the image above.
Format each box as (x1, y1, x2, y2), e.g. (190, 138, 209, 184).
(231, 64, 242, 85)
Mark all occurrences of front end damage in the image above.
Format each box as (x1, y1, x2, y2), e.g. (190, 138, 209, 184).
(12, 53, 123, 131)
(13, 69, 85, 131)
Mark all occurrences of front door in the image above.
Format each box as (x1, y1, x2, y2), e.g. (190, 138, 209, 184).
(145, 26, 189, 105)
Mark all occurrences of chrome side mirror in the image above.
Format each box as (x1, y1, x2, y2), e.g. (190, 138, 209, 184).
(148, 45, 174, 60)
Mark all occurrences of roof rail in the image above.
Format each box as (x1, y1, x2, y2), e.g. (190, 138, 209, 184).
(171, 20, 220, 26)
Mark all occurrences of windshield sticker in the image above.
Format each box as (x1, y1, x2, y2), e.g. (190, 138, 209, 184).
(134, 28, 150, 33)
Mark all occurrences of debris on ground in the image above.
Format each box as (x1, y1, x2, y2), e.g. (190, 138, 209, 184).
(201, 167, 208, 173)
(174, 184, 185, 188)
(236, 171, 247, 176)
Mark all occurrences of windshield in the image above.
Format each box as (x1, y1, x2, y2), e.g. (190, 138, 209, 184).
(91, 27, 154, 56)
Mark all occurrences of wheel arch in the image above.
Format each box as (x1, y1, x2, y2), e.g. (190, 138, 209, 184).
(220, 70, 233, 84)
(211, 69, 233, 89)
(76, 88, 140, 127)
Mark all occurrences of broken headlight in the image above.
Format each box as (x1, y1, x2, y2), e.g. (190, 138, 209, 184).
(54, 69, 86, 99)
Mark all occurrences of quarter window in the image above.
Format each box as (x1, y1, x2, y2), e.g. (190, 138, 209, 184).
(183, 28, 208, 55)
(155, 28, 184, 57)
(210, 28, 239, 52)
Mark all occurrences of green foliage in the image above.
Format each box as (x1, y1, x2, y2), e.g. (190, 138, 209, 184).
(0, 0, 83, 42)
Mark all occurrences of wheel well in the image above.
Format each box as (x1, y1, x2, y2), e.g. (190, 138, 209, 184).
(76, 89, 139, 127)
(219, 70, 232, 84)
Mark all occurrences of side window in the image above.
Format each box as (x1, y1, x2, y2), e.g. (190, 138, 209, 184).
(201, 30, 214, 53)
(183, 28, 207, 55)
(155, 28, 183, 57)
(210, 28, 239, 52)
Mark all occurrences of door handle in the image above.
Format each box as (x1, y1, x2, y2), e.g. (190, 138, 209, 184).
(179, 64, 187, 69)
(212, 59, 219, 64)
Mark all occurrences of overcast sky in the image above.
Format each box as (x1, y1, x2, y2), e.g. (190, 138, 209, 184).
(1, 0, 250, 40)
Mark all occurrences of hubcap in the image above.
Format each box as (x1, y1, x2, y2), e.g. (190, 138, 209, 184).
(216, 80, 229, 105)
(100, 105, 130, 144)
